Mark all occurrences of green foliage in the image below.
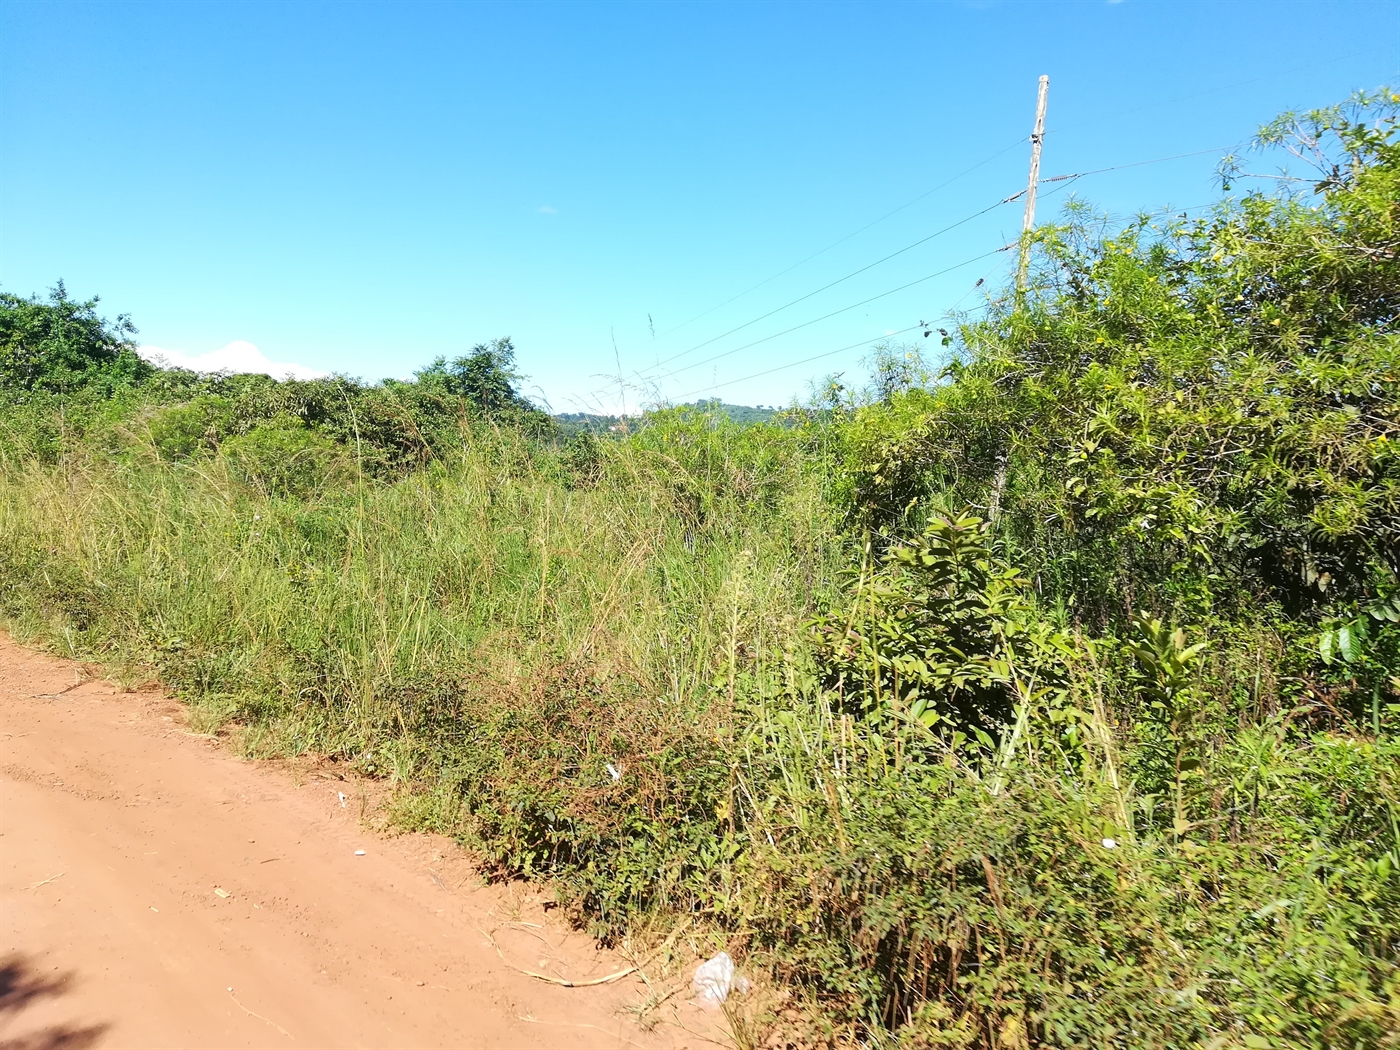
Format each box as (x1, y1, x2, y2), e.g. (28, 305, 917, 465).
(0, 282, 150, 396)
(684, 400, 780, 426)
(736, 702, 1400, 1048)
(219, 416, 351, 499)
(553, 410, 627, 436)
(843, 90, 1400, 635)
(627, 405, 808, 526)
(414, 338, 550, 428)
(813, 512, 1071, 738)
(558, 430, 605, 488)
(147, 397, 234, 459)
(1319, 590, 1400, 666)
(1122, 615, 1212, 831)
(425, 661, 732, 934)
(865, 342, 934, 404)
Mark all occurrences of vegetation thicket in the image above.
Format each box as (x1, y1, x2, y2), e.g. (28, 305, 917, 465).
(2, 92, 1398, 1049)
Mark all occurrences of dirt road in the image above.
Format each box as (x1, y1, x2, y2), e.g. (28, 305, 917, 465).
(1, 636, 715, 1049)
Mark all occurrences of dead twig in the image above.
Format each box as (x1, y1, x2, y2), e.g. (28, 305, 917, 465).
(478, 926, 637, 987)
(226, 987, 293, 1040)
(31, 681, 87, 699)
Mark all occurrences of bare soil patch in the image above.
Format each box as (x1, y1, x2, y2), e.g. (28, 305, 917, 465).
(0, 635, 720, 1049)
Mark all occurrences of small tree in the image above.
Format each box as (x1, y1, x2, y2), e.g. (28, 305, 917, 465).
(416, 338, 535, 415)
(0, 282, 150, 395)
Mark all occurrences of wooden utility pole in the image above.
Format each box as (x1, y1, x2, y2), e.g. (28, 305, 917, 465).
(991, 75, 1049, 528)
(1016, 75, 1050, 293)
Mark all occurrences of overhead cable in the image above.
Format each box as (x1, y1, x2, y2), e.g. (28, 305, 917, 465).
(647, 136, 1028, 345)
(674, 264, 1008, 402)
(643, 143, 1230, 385)
(1034, 145, 1238, 187)
(669, 324, 928, 401)
(652, 247, 1006, 383)
(626, 135, 1256, 404)
(636, 198, 1018, 380)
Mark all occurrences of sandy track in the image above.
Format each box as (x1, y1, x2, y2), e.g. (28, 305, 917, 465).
(0, 636, 713, 1049)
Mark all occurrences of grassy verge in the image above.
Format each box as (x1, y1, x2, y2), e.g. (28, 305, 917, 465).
(4, 420, 1398, 1048)
(0, 418, 841, 933)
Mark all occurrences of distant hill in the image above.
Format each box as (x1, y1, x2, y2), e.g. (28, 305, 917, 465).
(685, 399, 779, 425)
(552, 411, 626, 436)
(553, 400, 779, 436)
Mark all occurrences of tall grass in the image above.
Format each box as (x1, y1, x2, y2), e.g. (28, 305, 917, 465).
(0, 416, 848, 924)
(5, 419, 1396, 1048)
(2, 421, 832, 710)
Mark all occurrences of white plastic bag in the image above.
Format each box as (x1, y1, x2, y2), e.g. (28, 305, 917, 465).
(692, 951, 749, 1005)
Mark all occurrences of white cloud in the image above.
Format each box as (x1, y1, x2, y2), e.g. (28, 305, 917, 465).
(537, 205, 558, 214)
(138, 340, 327, 381)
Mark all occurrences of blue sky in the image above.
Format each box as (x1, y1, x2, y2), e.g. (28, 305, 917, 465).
(3, 1, 1396, 411)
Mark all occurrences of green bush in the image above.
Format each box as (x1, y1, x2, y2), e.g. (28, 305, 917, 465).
(734, 704, 1400, 1047)
(147, 397, 234, 459)
(0, 282, 150, 396)
(218, 416, 351, 498)
(838, 92, 1399, 704)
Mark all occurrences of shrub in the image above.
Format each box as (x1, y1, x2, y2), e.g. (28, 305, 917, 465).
(0, 283, 150, 395)
(219, 416, 351, 498)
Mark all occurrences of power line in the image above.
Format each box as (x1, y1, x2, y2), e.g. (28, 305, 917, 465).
(644, 149, 1227, 397)
(616, 132, 1265, 407)
(948, 258, 1009, 312)
(995, 145, 1239, 209)
(645, 143, 1241, 400)
(642, 141, 1237, 387)
(671, 263, 1008, 403)
(644, 50, 1378, 359)
(1032, 145, 1238, 187)
(642, 189, 1229, 407)
(669, 324, 928, 402)
(646, 136, 1028, 346)
(634, 57, 1377, 392)
(635, 197, 1017, 381)
(651, 247, 1006, 383)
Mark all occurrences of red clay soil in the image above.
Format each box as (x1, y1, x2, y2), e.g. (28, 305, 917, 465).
(0, 635, 723, 1049)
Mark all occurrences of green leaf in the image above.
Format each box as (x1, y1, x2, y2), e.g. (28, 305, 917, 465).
(1250, 898, 1296, 920)
(1178, 642, 1208, 663)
